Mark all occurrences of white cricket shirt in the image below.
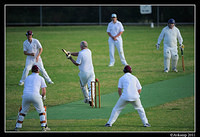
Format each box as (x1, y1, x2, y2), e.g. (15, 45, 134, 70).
(107, 20, 124, 41)
(157, 26, 183, 48)
(76, 48, 94, 73)
(118, 73, 142, 101)
(23, 38, 42, 59)
(23, 73, 47, 96)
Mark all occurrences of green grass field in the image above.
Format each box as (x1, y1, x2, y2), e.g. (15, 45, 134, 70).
(5, 25, 195, 132)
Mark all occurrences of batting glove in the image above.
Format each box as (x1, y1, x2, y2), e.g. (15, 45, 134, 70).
(66, 52, 71, 59)
(42, 95, 46, 101)
(156, 43, 160, 50)
(179, 44, 184, 51)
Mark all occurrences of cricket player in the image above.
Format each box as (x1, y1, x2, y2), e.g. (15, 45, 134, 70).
(107, 13, 128, 67)
(19, 30, 54, 85)
(15, 65, 50, 131)
(65, 41, 95, 106)
(156, 18, 184, 73)
(105, 65, 150, 127)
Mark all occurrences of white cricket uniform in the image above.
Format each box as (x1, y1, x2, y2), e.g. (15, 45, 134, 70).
(16, 73, 47, 128)
(107, 20, 128, 66)
(76, 48, 95, 102)
(19, 38, 52, 83)
(107, 73, 149, 126)
(157, 26, 183, 70)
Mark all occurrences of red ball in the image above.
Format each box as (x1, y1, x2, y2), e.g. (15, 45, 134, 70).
(95, 78, 99, 82)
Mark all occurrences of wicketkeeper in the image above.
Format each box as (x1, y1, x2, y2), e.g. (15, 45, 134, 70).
(156, 18, 184, 73)
(15, 65, 50, 131)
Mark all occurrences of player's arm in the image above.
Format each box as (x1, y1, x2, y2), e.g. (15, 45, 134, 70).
(157, 28, 165, 45)
(24, 51, 35, 56)
(107, 32, 114, 39)
(113, 31, 123, 40)
(68, 56, 80, 66)
(136, 78, 142, 94)
(177, 29, 183, 46)
(41, 87, 46, 97)
(116, 31, 123, 37)
(71, 52, 79, 56)
(36, 48, 43, 62)
(118, 88, 122, 97)
(138, 89, 142, 94)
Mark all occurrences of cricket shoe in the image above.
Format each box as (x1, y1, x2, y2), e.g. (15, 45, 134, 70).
(42, 126, 51, 131)
(19, 82, 24, 86)
(108, 63, 114, 67)
(172, 68, 178, 72)
(144, 123, 151, 127)
(48, 81, 54, 84)
(105, 123, 112, 127)
(89, 101, 94, 106)
(14, 127, 20, 131)
(164, 69, 168, 73)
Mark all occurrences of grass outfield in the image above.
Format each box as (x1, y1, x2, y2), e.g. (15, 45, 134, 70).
(5, 25, 194, 131)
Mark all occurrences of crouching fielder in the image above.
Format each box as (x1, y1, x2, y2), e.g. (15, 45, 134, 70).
(156, 18, 184, 73)
(105, 65, 150, 127)
(15, 65, 50, 131)
(65, 41, 95, 106)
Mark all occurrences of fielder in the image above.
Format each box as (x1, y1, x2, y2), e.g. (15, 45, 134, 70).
(105, 65, 150, 127)
(15, 65, 50, 131)
(107, 13, 128, 67)
(156, 18, 184, 73)
(19, 30, 54, 85)
(65, 41, 95, 106)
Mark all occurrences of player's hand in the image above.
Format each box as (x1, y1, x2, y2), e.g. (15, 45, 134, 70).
(36, 56, 39, 62)
(179, 44, 184, 51)
(66, 52, 71, 59)
(67, 51, 71, 55)
(30, 53, 35, 56)
(156, 44, 160, 50)
(113, 36, 117, 41)
(42, 95, 46, 101)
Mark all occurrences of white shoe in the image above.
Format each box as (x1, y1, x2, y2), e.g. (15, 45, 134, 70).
(42, 126, 51, 131)
(48, 81, 54, 84)
(164, 68, 168, 73)
(144, 123, 151, 127)
(108, 63, 114, 67)
(19, 82, 24, 86)
(172, 68, 178, 72)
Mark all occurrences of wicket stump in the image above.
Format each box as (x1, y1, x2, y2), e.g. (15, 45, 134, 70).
(91, 78, 101, 108)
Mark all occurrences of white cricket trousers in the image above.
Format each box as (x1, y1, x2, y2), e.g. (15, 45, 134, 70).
(15, 94, 46, 128)
(108, 38, 128, 65)
(78, 71, 95, 102)
(107, 97, 148, 126)
(163, 45, 179, 71)
(20, 56, 52, 83)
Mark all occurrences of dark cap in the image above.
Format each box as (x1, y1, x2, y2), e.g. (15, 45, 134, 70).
(26, 30, 33, 36)
(32, 65, 39, 73)
(123, 65, 132, 73)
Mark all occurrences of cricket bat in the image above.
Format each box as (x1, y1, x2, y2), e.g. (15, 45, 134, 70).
(61, 49, 69, 55)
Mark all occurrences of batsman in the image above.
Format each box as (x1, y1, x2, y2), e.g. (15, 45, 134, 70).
(156, 18, 184, 73)
(63, 41, 96, 106)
